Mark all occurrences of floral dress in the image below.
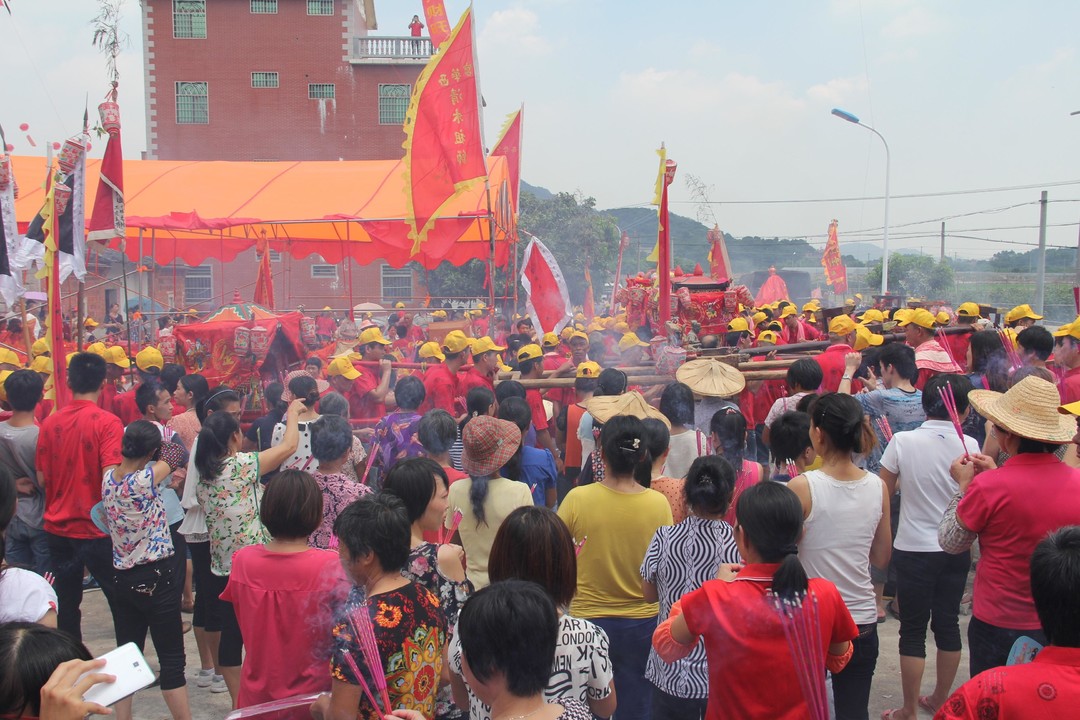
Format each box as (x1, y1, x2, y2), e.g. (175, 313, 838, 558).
(331, 583, 447, 720)
(310, 471, 371, 549)
(403, 543, 473, 720)
(197, 452, 269, 576)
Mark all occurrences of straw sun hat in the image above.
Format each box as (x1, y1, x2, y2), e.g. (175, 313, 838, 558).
(968, 375, 1075, 444)
(586, 391, 671, 428)
(675, 358, 746, 399)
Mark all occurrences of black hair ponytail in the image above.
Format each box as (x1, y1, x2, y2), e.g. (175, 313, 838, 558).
(635, 418, 670, 487)
(600, 415, 649, 478)
(195, 411, 240, 480)
(735, 482, 809, 600)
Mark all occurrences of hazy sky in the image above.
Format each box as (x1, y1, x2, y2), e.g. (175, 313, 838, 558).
(3, 0, 1079, 260)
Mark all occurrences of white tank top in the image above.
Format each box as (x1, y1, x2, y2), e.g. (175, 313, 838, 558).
(799, 469, 883, 625)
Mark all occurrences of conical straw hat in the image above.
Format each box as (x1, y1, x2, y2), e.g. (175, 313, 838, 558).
(969, 375, 1075, 444)
(676, 358, 746, 398)
(586, 391, 671, 427)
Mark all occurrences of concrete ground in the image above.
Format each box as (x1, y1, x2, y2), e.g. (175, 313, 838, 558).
(78, 589, 971, 720)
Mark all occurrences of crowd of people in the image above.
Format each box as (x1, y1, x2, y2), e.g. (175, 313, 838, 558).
(1, 295, 1080, 720)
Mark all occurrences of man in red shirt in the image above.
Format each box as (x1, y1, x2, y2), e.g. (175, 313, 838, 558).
(326, 354, 391, 422)
(458, 336, 506, 397)
(424, 330, 470, 414)
(779, 305, 807, 345)
(900, 308, 962, 390)
(112, 346, 163, 425)
(1054, 318, 1080, 404)
(517, 343, 562, 473)
(98, 345, 129, 413)
(36, 351, 124, 641)
(814, 315, 859, 393)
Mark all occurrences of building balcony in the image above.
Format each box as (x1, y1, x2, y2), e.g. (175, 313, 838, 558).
(350, 36, 433, 65)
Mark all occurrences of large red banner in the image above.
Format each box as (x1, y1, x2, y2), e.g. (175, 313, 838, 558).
(402, 7, 487, 256)
(821, 219, 849, 296)
(421, 0, 451, 48)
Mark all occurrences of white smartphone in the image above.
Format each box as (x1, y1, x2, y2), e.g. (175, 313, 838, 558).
(81, 643, 157, 707)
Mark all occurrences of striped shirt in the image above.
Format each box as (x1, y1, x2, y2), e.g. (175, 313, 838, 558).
(640, 515, 741, 698)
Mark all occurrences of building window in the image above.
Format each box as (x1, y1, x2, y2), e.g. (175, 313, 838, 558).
(184, 266, 213, 304)
(308, 83, 336, 100)
(378, 84, 411, 126)
(250, 0, 277, 13)
(173, 0, 207, 39)
(175, 82, 209, 124)
(311, 264, 339, 279)
(268, 250, 282, 262)
(307, 0, 334, 15)
(251, 72, 279, 88)
(381, 265, 412, 301)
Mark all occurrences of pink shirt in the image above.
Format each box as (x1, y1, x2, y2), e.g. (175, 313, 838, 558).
(958, 454, 1080, 629)
(221, 546, 351, 708)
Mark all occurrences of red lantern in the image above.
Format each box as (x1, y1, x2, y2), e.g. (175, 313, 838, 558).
(53, 183, 72, 214)
(249, 326, 270, 361)
(664, 159, 677, 187)
(57, 136, 85, 174)
(233, 326, 251, 354)
(159, 334, 177, 363)
(98, 101, 121, 136)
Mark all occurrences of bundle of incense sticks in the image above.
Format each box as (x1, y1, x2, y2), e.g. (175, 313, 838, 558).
(785, 460, 798, 478)
(770, 592, 828, 720)
(327, 534, 339, 551)
(360, 441, 379, 486)
(347, 604, 392, 717)
(574, 536, 588, 557)
(874, 416, 893, 443)
(937, 384, 970, 459)
(440, 508, 463, 544)
(935, 327, 959, 368)
(997, 330, 1023, 371)
(340, 649, 385, 719)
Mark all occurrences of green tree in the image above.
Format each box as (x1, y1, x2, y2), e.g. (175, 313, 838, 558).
(865, 254, 955, 299)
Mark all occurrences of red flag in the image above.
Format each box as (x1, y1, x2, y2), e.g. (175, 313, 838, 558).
(87, 93, 124, 244)
(521, 236, 571, 334)
(253, 236, 275, 309)
(706, 224, 733, 282)
(402, 7, 487, 256)
(821, 219, 849, 296)
(421, 0, 452, 47)
(490, 108, 523, 215)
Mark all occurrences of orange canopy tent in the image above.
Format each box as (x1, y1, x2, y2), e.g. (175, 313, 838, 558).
(10, 155, 513, 270)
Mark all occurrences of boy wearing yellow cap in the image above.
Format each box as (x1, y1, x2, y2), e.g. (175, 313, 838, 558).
(898, 309, 962, 389)
(516, 344, 563, 474)
(423, 330, 470, 415)
(617, 332, 650, 367)
(1053, 319, 1080, 404)
(1004, 304, 1043, 330)
(111, 347, 165, 425)
(815, 315, 861, 393)
(460, 336, 507, 397)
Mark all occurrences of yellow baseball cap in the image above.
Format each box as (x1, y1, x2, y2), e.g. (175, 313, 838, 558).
(85, 342, 107, 357)
(829, 315, 858, 336)
(728, 317, 750, 333)
(135, 347, 164, 371)
(576, 361, 602, 378)
(31, 355, 52, 374)
(517, 344, 543, 362)
(573, 312, 586, 323)
(327, 356, 361, 380)
(1005, 304, 1043, 324)
(618, 333, 649, 352)
(30, 338, 49, 358)
(431, 309, 448, 319)
(858, 309, 885, 324)
(893, 308, 913, 324)
(779, 305, 798, 319)
(614, 321, 631, 335)
(897, 308, 936, 330)
(757, 330, 779, 345)
(802, 302, 819, 313)
(394, 301, 406, 309)
(569, 331, 590, 345)
(84, 317, 99, 327)
(472, 336, 506, 355)
(358, 327, 391, 346)
(752, 311, 768, 325)
(957, 302, 981, 318)
(935, 311, 952, 326)
(1053, 319, 1080, 340)
(322, 306, 332, 311)
(541, 332, 560, 349)
(442, 330, 472, 354)
(0, 348, 20, 366)
(560, 327, 574, 341)
(419, 341, 446, 361)
(103, 346, 131, 368)
(853, 324, 884, 351)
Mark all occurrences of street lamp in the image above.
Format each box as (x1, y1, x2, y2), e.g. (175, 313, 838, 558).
(832, 107, 891, 296)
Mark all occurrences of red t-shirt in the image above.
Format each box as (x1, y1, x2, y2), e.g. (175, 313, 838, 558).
(526, 388, 549, 434)
(815, 343, 862, 394)
(345, 369, 382, 420)
(943, 331, 972, 373)
(97, 382, 118, 413)
(457, 366, 494, 398)
(409, 20, 424, 37)
(112, 388, 142, 426)
(680, 565, 858, 720)
(936, 646, 1080, 719)
(1060, 366, 1080, 405)
(36, 399, 124, 538)
(958, 454, 1080, 629)
(221, 545, 351, 708)
(423, 362, 459, 415)
(315, 315, 337, 336)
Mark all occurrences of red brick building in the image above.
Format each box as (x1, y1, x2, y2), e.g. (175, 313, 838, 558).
(139, 0, 429, 311)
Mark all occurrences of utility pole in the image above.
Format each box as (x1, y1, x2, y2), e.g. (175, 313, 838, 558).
(940, 222, 945, 261)
(1035, 190, 1048, 316)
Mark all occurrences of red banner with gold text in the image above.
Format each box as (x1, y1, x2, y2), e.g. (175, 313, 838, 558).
(402, 7, 487, 256)
(422, 0, 451, 48)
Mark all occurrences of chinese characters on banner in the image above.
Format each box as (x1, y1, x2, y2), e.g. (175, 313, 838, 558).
(821, 219, 849, 296)
(490, 108, 523, 215)
(402, 7, 487, 256)
(422, 0, 451, 47)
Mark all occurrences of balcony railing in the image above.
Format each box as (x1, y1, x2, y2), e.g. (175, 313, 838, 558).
(351, 36, 433, 64)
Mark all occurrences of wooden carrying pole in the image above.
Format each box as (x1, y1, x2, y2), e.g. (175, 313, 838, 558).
(511, 369, 787, 389)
